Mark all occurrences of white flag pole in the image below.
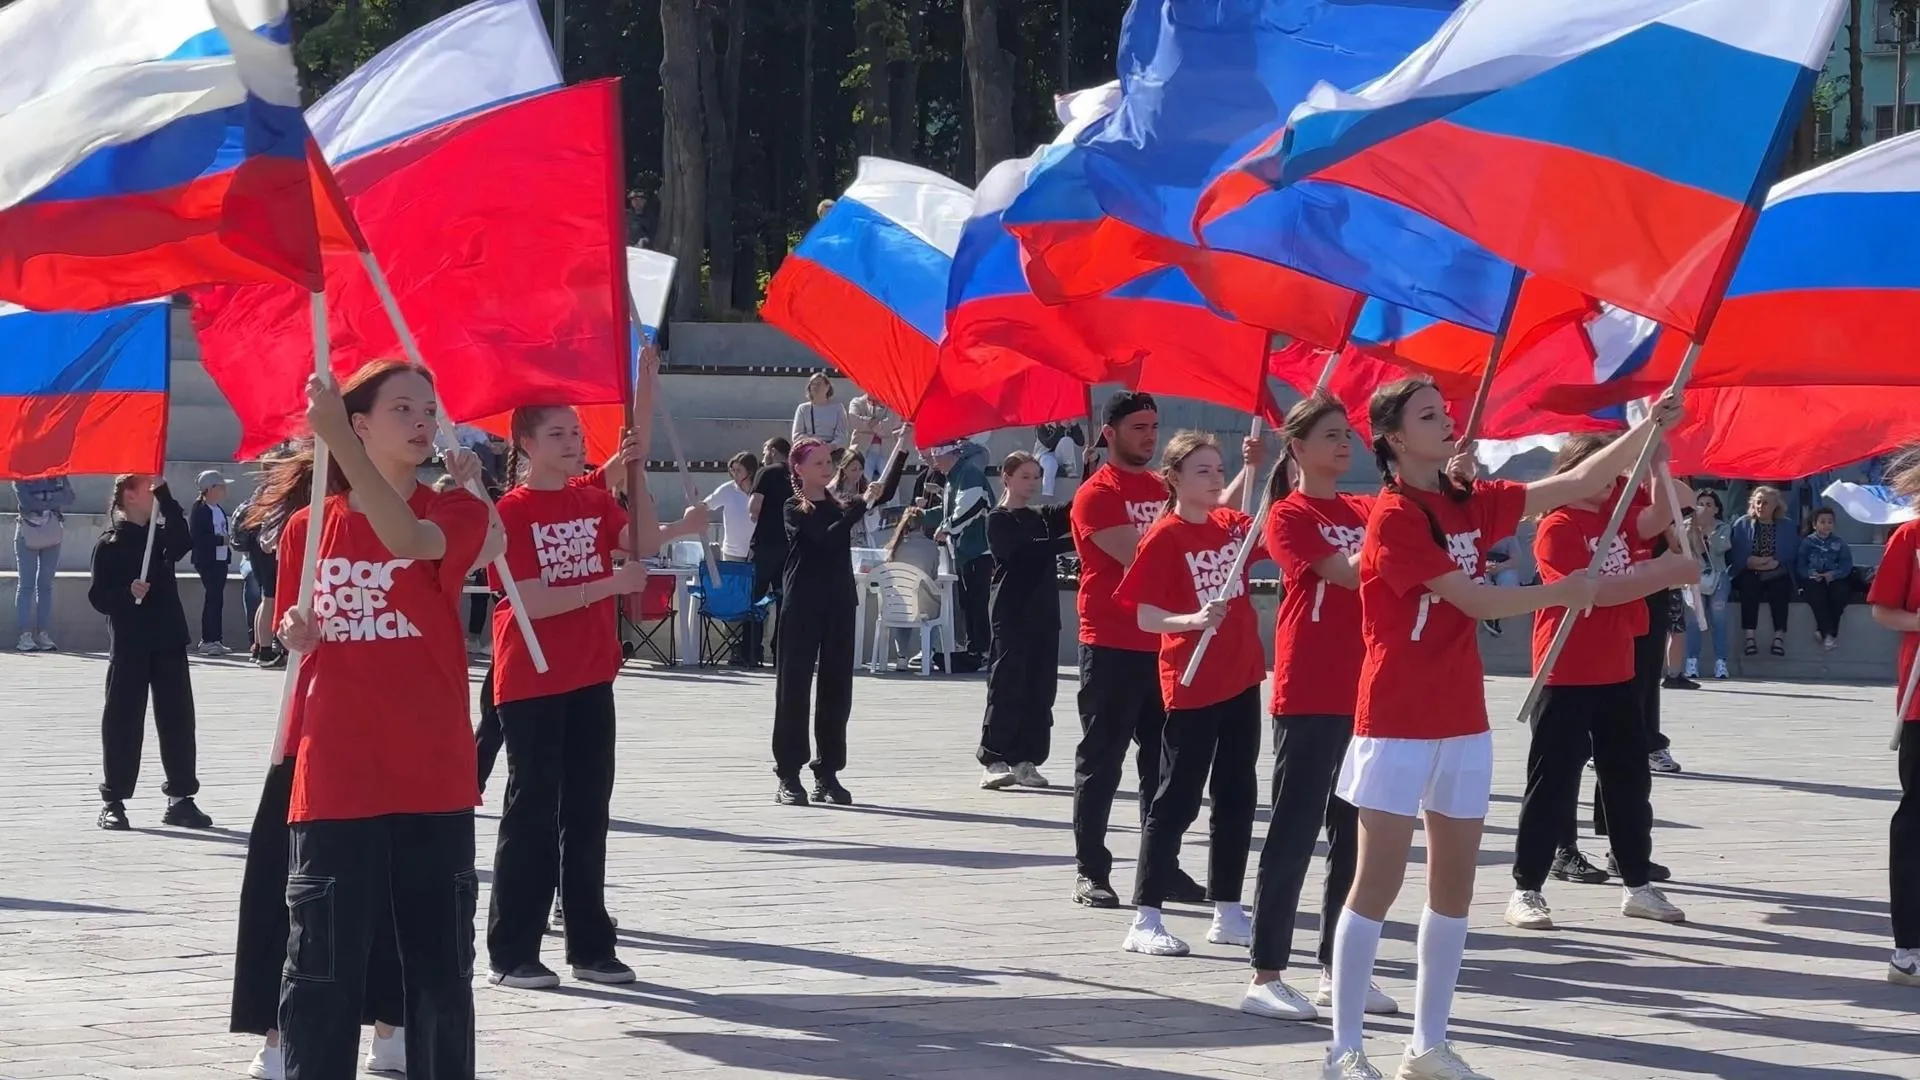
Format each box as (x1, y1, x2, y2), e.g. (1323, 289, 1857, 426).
(133, 499, 160, 605)
(1893, 648, 1919, 752)
(1656, 462, 1708, 632)
(269, 293, 337, 764)
(355, 249, 549, 674)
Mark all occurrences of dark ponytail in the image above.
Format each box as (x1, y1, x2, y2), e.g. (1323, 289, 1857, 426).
(1368, 376, 1470, 548)
(1267, 391, 1350, 505)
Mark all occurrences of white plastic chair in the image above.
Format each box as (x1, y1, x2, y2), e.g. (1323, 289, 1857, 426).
(666, 538, 706, 567)
(866, 563, 952, 676)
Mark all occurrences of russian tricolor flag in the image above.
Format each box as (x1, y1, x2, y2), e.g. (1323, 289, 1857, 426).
(0, 301, 170, 479)
(0, 0, 320, 312)
(1279, 0, 1848, 339)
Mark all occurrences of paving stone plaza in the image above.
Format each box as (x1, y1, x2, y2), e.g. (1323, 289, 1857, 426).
(0, 653, 1913, 1079)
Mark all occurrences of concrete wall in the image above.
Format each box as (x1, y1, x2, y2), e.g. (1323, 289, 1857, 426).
(1, 571, 253, 651)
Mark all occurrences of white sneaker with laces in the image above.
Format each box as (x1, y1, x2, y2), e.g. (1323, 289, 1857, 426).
(15, 632, 38, 652)
(1013, 762, 1050, 788)
(1649, 748, 1682, 774)
(1505, 889, 1553, 930)
(1122, 922, 1190, 957)
(1396, 1042, 1491, 1080)
(1321, 1048, 1386, 1079)
(1622, 884, 1686, 923)
(1889, 948, 1920, 987)
(1714, 659, 1729, 679)
(1207, 904, 1252, 946)
(1682, 658, 1698, 678)
(365, 1026, 406, 1074)
(980, 762, 1016, 790)
(247, 1042, 283, 1080)
(1241, 978, 1317, 1020)
(1314, 971, 1399, 1014)
(33, 631, 55, 651)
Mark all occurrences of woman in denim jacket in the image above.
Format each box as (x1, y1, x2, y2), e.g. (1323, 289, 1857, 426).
(1796, 507, 1855, 650)
(13, 475, 75, 651)
(1683, 491, 1735, 679)
(1730, 486, 1800, 658)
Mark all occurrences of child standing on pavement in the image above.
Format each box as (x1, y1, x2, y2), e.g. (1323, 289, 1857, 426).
(1867, 452, 1920, 990)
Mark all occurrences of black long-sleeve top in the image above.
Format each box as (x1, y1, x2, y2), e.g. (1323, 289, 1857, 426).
(987, 503, 1075, 633)
(89, 485, 193, 650)
(782, 461, 904, 609)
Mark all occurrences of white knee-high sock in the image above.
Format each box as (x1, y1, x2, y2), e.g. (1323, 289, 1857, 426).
(1411, 907, 1470, 1056)
(1329, 908, 1384, 1053)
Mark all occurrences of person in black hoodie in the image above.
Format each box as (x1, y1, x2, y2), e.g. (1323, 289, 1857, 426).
(88, 475, 211, 831)
(979, 452, 1075, 791)
(772, 435, 905, 807)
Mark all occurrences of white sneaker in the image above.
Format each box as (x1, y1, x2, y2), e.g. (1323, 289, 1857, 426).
(365, 1026, 406, 1074)
(1682, 658, 1698, 678)
(1122, 923, 1190, 957)
(1622, 884, 1686, 923)
(1322, 1049, 1386, 1080)
(15, 632, 38, 652)
(1240, 978, 1317, 1020)
(1505, 889, 1553, 930)
(33, 631, 55, 651)
(1714, 659, 1729, 679)
(247, 1042, 283, 1080)
(1889, 948, 1920, 987)
(1397, 1042, 1491, 1080)
(1012, 762, 1051, 788)
(980, 762, 1016, 790)
(1314, 971, 1400, 1015)
(1823, 635, 1839, 651)
(1207, 904, 1252, 947)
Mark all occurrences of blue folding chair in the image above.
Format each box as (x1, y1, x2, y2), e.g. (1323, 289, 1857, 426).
(687, 559, 775, 666)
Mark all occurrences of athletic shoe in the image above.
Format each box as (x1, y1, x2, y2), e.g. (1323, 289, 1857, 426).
(1073, 875, 1119, 909)
(1824, 635, 1839, 651)
(1649, 749, 1683, 774)
(197, 641, 230, 656)
(1661, 674, 1700, 690)
(97, 800, 129, 831)
(247, 1042, 283, 1080)
(1396, 1043, 1492, 1080)
(775, 778, 808, 806)
(1889, 948, 1920, 987)
(1549, 847, 1609, 885)
(1013, 762, 1051, 788)
(1605, 852, 1671, 883)
(1241, 979, 1317, 1021)
(365, 1027, 405, 1074)
(1714, 659, 1730, 679)
(162, 798, 214, 829)
(488, 962, 561, 989)
(1504, 890, 1554, 930)
(811, 776, 853, 806)
(1313, 973, 1400, 1015)
(1322, 1049, 1385, 1080)
(1167, 868, 1209, 905)
(1682, 658, 1699, 679)
(980, 763, 1017, 790)
(15, 632, 38, 652)
(1121, 923, 1190, 957)
(572, 958, 637, 985)
(1207, 905, 1253, 947)
(33, 631, 55, 651)
(1622, 884, 1686, 923)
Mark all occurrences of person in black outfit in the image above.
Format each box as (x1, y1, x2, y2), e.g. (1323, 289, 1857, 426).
(772, 436, 904, 806)
(188, 470, 233, 654)
(979, 452, 1074, 790)
(745, 437, 792, 666)
(87, 475, 212, 831)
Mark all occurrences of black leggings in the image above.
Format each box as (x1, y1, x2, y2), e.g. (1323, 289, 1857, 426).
(1133, 687, 1260, 907)
(1520, 682, 1655, 890)
(1250, 715, 1355, 973)
(1736, 572, 1792, 634)
(1895, 723, 1920, 949)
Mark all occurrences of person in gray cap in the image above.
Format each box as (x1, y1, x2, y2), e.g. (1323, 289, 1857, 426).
(188, 470, 233, 656)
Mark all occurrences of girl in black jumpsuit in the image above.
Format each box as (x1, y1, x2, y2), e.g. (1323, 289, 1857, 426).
(978, 452, 1074, 789)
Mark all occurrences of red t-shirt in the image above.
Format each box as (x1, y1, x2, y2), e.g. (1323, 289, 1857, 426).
(1114, 507, 1266, 711)
(274, 485, 490, 823)
(1868, 520, 1920, 722)
(1266, 491, 1372, 717)
(488, 482, 631, 705)
(1355, 479, 1527, 741)
(1530, 505, 1638, 687)
(1072, 464, 1167, 653)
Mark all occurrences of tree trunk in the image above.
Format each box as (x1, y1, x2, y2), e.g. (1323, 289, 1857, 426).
(1850, 0, 1866, 148)
(702, 0, 746, 315)
(857, 0, 894, 155)
(890, 5, 925, 161)
(800, 0, 818, 202)
(962, 0, 1016, 181)
(659, 0, 706, 320)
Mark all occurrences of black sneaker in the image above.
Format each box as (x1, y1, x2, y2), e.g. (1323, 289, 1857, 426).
(488, 962, 561, 989)
(571, 958, 636, 985)
(1549, 847, 1610, 884)
(1167, 868, 1208, 904)
(1608, 852, 1672, 883)
(1073, 875, 1120, 909)
(97, 800, 129, 831)
(162, 798, 213, 829)
(811, 776, 853, 806)
(775, 778, 808, 806)
(1661, 674, 1701, 690)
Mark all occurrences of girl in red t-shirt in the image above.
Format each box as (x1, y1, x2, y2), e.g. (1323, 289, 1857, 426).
(1321, 377, 1680, 1080)
(1114, 431, 1266, 958)
(484, 406, 707, 991)
(256, 360, 504, 1079)
(1867, 454, 1920, 989)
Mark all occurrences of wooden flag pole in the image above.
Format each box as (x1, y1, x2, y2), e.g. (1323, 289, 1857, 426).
(270, 292, 337, 764)
(356, 249, 550, 674)
(1457, 266, 1530, 448)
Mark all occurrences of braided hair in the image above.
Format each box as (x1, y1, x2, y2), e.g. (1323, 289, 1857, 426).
(1265, 390, 1349, 505)
(788, 436, 838, 514)
(503, 405, 572, 491)
(1369, 376, 1471, 548)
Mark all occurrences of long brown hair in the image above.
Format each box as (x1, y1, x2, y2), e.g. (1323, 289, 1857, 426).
(1157, 430, 1220, 513)
(1369, 376, 1469, 546)
(246, 360, 435, 529)
(502, 405, 571, 490)
(1265, 391, 1349, 504)
(1890, 448, 1920, 502)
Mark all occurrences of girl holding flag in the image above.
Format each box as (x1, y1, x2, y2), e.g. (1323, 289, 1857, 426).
(1321, 377, 1678, 1080)
(1867, 455, 1920, 990)
(265, 361, 503, 1080)
(1113, 430, 1265, 958)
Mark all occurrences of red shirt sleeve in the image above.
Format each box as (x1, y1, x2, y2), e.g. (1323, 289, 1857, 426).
(1114, 525, 1186, 616)
(1532, 513, 1587, 584)
(429, 490, 491, 596)
(1073, 475, 1131, 535)
(1474, 479, 1528, 546)
(1870, 524, 1917, 609)
(1267, 500, 1335, 578)
(1372, 498, 1462, 596)
(271, 507, 308, 628)
(570, 466, 611, 491)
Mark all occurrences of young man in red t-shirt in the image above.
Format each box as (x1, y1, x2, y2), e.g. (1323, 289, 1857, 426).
(1867, 493, 1920, 989)
(1068, 392, 1203, 910)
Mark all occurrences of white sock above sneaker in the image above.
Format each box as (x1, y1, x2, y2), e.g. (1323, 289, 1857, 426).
(1410, 908, 1469, 1057)
(1133, 906, 1164, 932)
(1329, 908, 1385, 1054)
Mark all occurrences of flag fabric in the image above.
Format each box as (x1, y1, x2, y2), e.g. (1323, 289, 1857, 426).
(0, 301, 170, 479)
(579, 247, 676, 462)
(1824, 482, 1917, 526)
(1000, 0, 1458, 346)
(0, 0, 321, 311)
(1278, 0, 1848, 339)
(193, 1, 626, 460)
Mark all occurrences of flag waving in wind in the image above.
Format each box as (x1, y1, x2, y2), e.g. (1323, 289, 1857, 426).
(0, 302, 170, 479)
(0, 0, 320, 311)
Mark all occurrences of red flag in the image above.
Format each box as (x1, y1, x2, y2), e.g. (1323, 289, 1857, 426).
(1669, 386, 1920, 479)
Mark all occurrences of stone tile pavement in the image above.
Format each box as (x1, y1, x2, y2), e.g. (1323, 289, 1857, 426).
(0, 652, 1913, 1079)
